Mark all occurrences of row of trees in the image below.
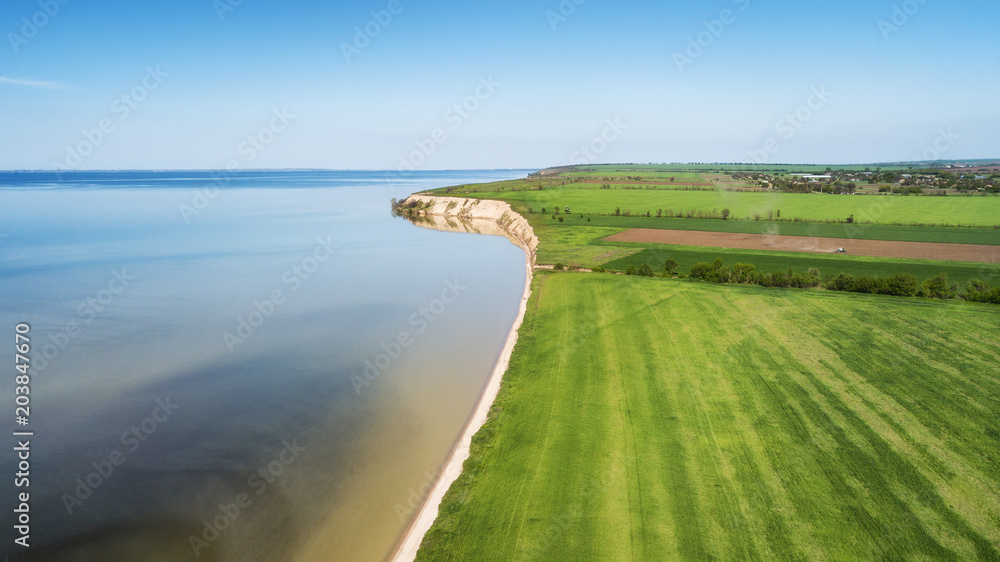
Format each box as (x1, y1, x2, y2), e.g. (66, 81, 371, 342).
(688, 259, 821, 288)
(605, 257, 999, 305)
(611, 207, 780, 220)
(825, 272, 957, 298)
(967, 280, 1000, 303)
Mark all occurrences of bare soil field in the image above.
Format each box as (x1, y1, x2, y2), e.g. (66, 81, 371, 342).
(605, 228, 1000, 263)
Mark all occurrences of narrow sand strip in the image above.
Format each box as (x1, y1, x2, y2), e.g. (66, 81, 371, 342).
(390, 196, 536, 561)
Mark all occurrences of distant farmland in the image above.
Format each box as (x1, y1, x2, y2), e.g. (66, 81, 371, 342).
(418, 273, 1000, 560)
(604, 227, 1000, 263)
(463, 188, 1000, 227)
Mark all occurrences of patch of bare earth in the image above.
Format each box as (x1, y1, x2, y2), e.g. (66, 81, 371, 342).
(605, 228, 1000, 263)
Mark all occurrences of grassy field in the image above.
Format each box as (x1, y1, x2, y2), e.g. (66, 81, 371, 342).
(457, 187, 1000, 227)
(417, 273, 1000, 561)
(602, 245, 998, 289)
(552, 214, 1000, 246)
(541, 163, 925, 173)
(425, 168, 999, 284)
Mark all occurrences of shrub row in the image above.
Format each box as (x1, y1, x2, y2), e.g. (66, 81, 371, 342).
(689, 259, 821, 288)
(825, 272, 960, 299)
(592, 258, 999, 305)
(965, 279, 1000, 304)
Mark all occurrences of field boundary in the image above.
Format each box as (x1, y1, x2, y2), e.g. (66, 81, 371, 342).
(605, 228, 1000, 263)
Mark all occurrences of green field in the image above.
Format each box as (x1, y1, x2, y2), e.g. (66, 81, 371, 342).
(553, 214, 1000, 246)
(418, 273, 1000, 560)
(523, 220, 1000, 291)
(459, 187, 1000, 227)
(602, 245, 998, 289)
(552, 163, 947, 173)
(424, 166, 1000, 286)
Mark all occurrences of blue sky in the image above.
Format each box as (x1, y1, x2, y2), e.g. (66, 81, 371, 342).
(1, 0, 997, 169)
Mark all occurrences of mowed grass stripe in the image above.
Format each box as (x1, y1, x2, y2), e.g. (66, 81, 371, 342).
(633, 284, 710, 559)
(745, 294, 1000, 555)
(416, 274, 1000, 561)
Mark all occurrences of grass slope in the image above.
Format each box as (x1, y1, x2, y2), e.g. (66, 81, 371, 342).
(417, 273, 1000, 561)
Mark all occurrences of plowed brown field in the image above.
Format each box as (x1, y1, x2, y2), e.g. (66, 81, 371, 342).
(604, 228, 1000, 263)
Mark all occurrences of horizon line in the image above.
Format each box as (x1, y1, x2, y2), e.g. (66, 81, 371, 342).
(1, 158, 999, 174)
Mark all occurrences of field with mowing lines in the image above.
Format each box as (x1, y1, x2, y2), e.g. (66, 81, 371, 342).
(417, 273, 1000, 561)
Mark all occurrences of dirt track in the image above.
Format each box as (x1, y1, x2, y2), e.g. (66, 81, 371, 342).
(605, 228, 1000, 263)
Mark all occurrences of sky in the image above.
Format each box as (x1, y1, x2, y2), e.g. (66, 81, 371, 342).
(0, 0, 998, 170)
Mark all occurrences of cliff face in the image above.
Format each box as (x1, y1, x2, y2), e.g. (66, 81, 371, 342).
(403, 195, 537, 264)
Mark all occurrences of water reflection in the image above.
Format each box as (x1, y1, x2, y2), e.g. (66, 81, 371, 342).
(0, 171, 529, 561)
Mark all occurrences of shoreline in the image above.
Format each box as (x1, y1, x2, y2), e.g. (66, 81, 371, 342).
(390, 195, 537, 562)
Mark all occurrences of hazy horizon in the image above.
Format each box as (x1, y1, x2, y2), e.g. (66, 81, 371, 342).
(1, 158, 998, 174)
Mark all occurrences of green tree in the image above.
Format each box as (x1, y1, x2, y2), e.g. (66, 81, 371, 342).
(919, 273, 957, 299)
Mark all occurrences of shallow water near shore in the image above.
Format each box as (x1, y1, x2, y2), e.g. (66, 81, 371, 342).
(0, 170, 529, 561)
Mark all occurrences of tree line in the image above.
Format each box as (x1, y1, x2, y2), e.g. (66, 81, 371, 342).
(604, 257, 999, 305)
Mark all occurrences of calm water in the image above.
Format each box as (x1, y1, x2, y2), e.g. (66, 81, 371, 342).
(0, 170, 531, 561)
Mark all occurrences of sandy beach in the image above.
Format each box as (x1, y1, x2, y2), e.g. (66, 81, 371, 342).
(390, 196, 538, 561)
